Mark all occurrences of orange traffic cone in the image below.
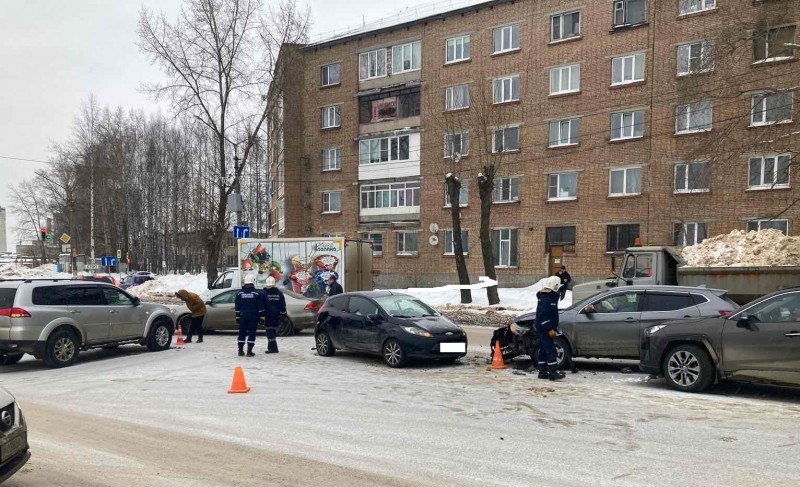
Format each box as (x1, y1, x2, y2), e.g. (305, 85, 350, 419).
(490, 341, 508, 370)
(175, 324, 186, 345)
(228, 366, 251, 394)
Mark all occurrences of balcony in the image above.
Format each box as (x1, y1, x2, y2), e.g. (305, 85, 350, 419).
(358, 82, 421, 136)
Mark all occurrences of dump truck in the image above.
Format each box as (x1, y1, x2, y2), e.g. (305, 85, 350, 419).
(572, 246, 800, 305)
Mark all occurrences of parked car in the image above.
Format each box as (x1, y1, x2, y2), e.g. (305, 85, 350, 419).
(75, 274, 120, 287)
(0, 279, 175, 368)
(175, 287, 320, 336)
(120, 274, 154, 290)
(640, 287, 800, 392)
(314, 291, 467, 367)
(513, 285, 737, 369)
(0, 386, 30, 483)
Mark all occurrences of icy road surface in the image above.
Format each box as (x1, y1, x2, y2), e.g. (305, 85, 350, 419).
(3, 327, 800, 487)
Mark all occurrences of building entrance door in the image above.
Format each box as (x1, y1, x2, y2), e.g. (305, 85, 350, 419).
(549, 246, 564, 276)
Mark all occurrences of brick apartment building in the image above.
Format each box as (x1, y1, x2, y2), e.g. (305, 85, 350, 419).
(266, 0, 799, 288)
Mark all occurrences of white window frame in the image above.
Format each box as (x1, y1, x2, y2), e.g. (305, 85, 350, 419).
(445, 84, 470, 111)
(396, 232, 419, 255)
(493, 228, 518, 268)
(611, 53, 646, 85)
(751, 92, 794, 126)
(549, 118, 580, 147)
(493, 24, 520, 54)
(359, 49, 387, 81)
(551, 10, 581, 42)
(674, 161, 710, 194)
(748, 154, 791, 190)
(444, 180, 469, 207)
(445, 35, 470, 64)
(360, 182, 421, 209)
(549, 64, 581, 95)
(321, 105, 341, 129)
(444, 132, 469, 158)
(320, 63, 340, 87)
(322, 191, 342, 214)
(611, 110, 645, 140)
(391, 41, 422, 74)
(493, 75, 520, 104)
(679, 0, 715, 16)
(547, 172, 578, 201)
(675, 101, 713, 134)
(609, 166, 642, 197)
(322, 148, 342, 171)
(674, 222, 708, 246)
(492, 125, 520, 153)
(277, 196, 285, 234)
(492, 177, 520, 203)
(358, 135, 412, 164)
(443, 230, 469, 255)
(747, 219, 789, 234)
(360, 232, 383, 256)
(677, 41, 715, 76)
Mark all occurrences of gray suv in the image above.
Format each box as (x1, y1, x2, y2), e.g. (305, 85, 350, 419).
(0, 279, 175, 368)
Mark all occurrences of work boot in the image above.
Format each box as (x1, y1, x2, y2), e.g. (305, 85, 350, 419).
(197, 337, 204, 343)
(184, 337, 192, 344)
(246, 344, 255, 357)
(548, 366, 565, 381)
(537, 363, 548, 379)
(238, 343, 244, 357)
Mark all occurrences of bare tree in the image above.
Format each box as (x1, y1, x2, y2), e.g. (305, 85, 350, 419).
(9, 179, 50, 264)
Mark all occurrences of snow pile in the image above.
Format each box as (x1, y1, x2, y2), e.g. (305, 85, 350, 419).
(682, 229, 800, 267)
(127, 273, 209, 297)
(0, 263, 73, 279)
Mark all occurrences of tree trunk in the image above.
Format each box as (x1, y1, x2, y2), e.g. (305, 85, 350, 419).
(477, 176, 499, 305)
(446, 176, 471, 304)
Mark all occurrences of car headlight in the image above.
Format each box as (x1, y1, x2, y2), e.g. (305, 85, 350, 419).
(401, 326, 432, 337)
(645, 325, 667, 336)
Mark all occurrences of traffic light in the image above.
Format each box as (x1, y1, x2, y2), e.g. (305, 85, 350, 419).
(41, 227, 47, 241)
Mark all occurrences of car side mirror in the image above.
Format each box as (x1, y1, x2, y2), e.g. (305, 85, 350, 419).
(207, 283, 213, 290)
(367, 313, 382, 324)
(736, 315, 751, 329)
(583, 305, 595, 314)
(132, 297, 141, 306)
(205, 301, 212, 306)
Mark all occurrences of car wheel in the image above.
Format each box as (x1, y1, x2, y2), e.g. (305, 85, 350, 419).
(277, 315, 294, 337)
(147, 319, 173, 352)
(662, 344, 714, 393)
(315, 331, 335, 357)
(382, 338, 406, 368)
(554, 337, 572, 371)
(0, 353, 23, 366)
(44, 328, 80, 368)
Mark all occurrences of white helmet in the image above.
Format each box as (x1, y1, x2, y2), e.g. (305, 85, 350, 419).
(243, 274, 255, 285)
(264, 276, 276, 288)
(542, 276, 561, 292)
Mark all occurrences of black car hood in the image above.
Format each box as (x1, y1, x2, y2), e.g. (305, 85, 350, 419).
(401, 315, 461, 333)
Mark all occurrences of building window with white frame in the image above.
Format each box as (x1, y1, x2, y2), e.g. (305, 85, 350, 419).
(492, 126, 520, 153)
(321, 105, 341, 129)
(676, 101, 712, 134)
(444, 132, 469, 158)
(613, 0, 647, 28)
(751, 92, 793, 126)
(549, 118, 580, 147)
(359, 135, 411, 164)
(548, 172, 578, 200)
(611, 53, 645, 85)
(492, 228, 518, 267)
(360, 232, 383, 256)
(396, 232, 419, 255)
(443, 230, 469, 255)
(322, 191, 341, 213)
(392, 41, 422, 73)
(360, 181, 420, 209)
(611, 110, 645, 140)
(679, 0, 715, 16)
(677, 40, 715, 75)
(321, 63, 340, 86)
(609, 166, 642, 196)
(551, 11, 581, 42)
(493, 75, 520, 104)
(753, 25, 796, 63)
(673, 222, 708, 247)
(445, 84, 470, 111)
(747, 219, 789, 235)
(492, 24, 520, 53)
(550, 64, 580, 95)
(359, 48, 387, 80)
(493, 177, 519, 203)
(444, 180, 469, 207)
(446, 35, 470, 63)
(674, 161, 710, 193)
(749, 154, 791, 189)
(322, 148, 341, 171)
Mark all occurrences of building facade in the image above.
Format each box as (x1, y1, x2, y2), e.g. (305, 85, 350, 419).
(267, 0, 799, 288)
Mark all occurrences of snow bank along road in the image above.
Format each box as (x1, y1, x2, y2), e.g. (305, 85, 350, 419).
(2, 328, 799, 487)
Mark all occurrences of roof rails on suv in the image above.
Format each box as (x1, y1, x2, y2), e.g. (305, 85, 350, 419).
(0, 278, 78, 283)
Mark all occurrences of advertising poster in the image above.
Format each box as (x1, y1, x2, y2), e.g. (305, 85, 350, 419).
(371, 96, 397, 122)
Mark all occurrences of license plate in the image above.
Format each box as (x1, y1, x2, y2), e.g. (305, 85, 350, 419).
(440, 342, 466, 353)
(1, 432, 26, 463)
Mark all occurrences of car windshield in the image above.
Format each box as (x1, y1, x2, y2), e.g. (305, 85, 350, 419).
(374, 295, 438, 318)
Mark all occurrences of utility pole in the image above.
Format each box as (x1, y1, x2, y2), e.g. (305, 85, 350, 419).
(90, 150, 95, 265)
(234, 144, 243, 226)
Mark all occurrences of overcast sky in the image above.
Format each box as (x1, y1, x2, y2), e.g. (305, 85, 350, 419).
(0, 0, 442, 251)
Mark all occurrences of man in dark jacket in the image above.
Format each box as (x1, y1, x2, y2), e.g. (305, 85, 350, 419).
(535, 276, 564, 381)
(261, 276, 287, 354)
(555, 266, 571, 302)
(326, 272, 343, 297)
(175, 289, 207, 343)
(235, 275, 265, 357)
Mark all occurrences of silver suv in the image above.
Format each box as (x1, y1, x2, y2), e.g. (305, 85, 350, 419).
(0, 279, 175, 368)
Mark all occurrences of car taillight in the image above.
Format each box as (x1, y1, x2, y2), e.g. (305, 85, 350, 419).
(304, 301, 320, 311)
(0, 308, 31, 318)
(719, 310, 732, 317)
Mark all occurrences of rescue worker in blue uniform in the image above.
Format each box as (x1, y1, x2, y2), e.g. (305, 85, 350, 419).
(235, 274, 265, 357)
(260, 276, 287, 354)
(535, 276, 565, 381)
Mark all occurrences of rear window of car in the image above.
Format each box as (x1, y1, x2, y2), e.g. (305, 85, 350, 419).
(643, 293, 695, 312)
(32, 286, 68, 306)
(690, 293, 710, 305)
(325, 296, 348, 312)
(0, 288, 16, 309)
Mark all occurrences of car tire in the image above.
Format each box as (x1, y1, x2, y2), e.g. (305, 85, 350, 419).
(44, 328, 80, 368)
(382, 338, 406, 368)
(146, 319, 173, 352)
(315, 331, 335, 357)
(0, 353, 24, 366)
(554, 337, 572, 371)
(662, 344, 714, 393)
(277, 315, 294, 337)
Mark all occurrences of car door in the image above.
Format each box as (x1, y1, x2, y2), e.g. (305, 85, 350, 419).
(639, 291, 701, 335)
(102, 287, 143, 339)
(722, 291, 800, 386)
(65, 285, 110, 343)
(573, 291, 644, 357)
(205, 290, 238, 330)
(344, 296, 380, 352)
(321, 296, 349, 347)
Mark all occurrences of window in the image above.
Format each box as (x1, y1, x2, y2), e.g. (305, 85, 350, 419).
(611, 110, 645, 140)
(749, 154, 791, 189)
(321, 63, 340, 86)
(676, 101, 712, 133)
(674, 161, 709, 193)
(548, 172, 578, 200)
(321, 105, 341, 129)
(549, 64, 580, 95)
(348, 296, 379, 317)
(444, 180, 469, 207)
(677, 41, 715, 75)
(358, 87, 420, 123)
(607, 224, 640, 252)
(492, 126, 520, 152)
(392, 41, 422, 73)
(751, 92, 793, 125)
(611, 53, 645, 85)
(396, 232, 419, 255)
(360, 182, 420, 209)
(493, 177, 519, 203)
(444, 132, 469, 158)
(549, 118, 580, 147)
(277, 197, 285, 233)
(359, 135, 411, 164)
(613, 0, 647, 28)
(673, 222, 708, 246)
(546, 226, 576, 251)
(679, 0, 715, 15)
(322, 148, 341, 171)
(753, 26, 796, 63)
(609, 167, 642, 196)
(643, 293, 695, 312)
(492, 229, 519, 267)
(747, 219, 789, 234)
(590, 292, 643, 313)
(360, 232, 383, 256)
(322, 191, 341, 213)
(445, 84, 470, 111)
(624, 253, 653, 277)
(443, 230, 469, 255)
(446, 35, 470, 63)
(65, 286, 107, 306)
(103, 288, 133, 306)
(359, 49, 387, 80)
(493, 24, 520, 53)
(551, 11, 581, 41)
(493, 75, 520, 103)
(31, 286, 67, 306)
(744, 291, 800, 322)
